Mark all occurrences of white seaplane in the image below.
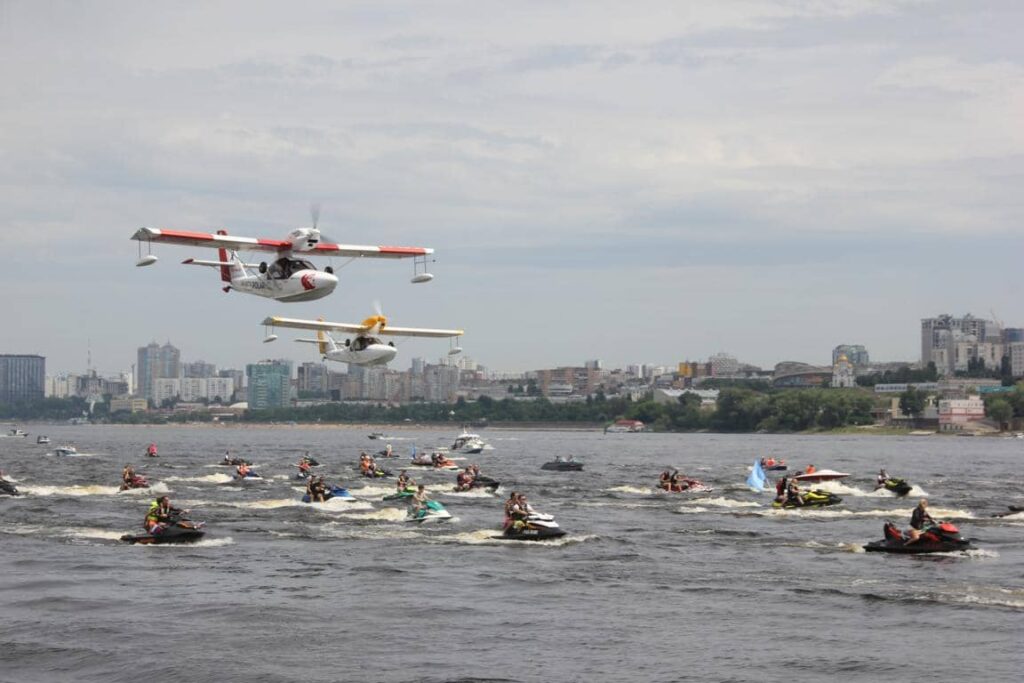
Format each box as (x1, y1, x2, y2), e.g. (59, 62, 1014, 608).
(130, 219, 435, 303)
(261, 314, 463, 367)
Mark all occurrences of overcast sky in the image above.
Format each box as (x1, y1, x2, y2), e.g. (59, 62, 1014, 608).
(1, 1, 1021, 376)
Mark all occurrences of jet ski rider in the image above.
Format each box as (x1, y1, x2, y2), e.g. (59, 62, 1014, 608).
(396, 470, 415, 491)
(306, 476, 327, 503)
(785, 479, 803, 506)
(122, 464, 136, 486)
(659, 470, 673, 490)
(236, 463, 252, 479)
(145, 496, 185, 534)
(455, 467, 475, 492)
(411, 484, 430, 515)
(906, 499, 935, 542)
(876, 468, 890, 487)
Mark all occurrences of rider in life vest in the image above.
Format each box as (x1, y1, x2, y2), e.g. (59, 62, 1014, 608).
(804, 464, 816, 475)
(146, 443, 158, 457)
(236, 463, 251, 478)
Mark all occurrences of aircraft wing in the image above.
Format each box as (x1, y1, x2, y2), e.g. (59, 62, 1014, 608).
(378, 325, 463, 339)
(261, 317, 369, 335)
(262, 317, 462, 338)
(132, 227, 432, 257)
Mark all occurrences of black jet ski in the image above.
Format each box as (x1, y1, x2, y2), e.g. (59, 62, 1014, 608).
(772, 489, 842, 509)
(361, 468, 392, 479)
(0, 479, 21, 496)
(121, 516, 206, 545)
(877, 478, 912, 496)
(298, 456, 321, 467)
(991, 505, 1024, 518)
(864, 521, 971, 554)
(500, 513, 567, 541)
(454, 475, 500, 493)
(217, 458, 252, 467)
(541, 458, 583, 472)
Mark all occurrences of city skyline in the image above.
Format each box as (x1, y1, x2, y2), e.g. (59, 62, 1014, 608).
(2, 3, 1023, 373)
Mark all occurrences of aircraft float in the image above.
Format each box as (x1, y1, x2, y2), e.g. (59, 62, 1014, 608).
(131, 214, 435, 303)
(261, 313, 463, 367)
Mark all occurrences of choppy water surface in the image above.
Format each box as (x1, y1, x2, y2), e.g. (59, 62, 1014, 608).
(1, 426, 1022, 683)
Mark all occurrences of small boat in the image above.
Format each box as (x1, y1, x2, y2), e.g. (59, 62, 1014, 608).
(450, 429, 491, 454)
(36, 435, 50, 445)
(792, 469, 850, 483)
(6, 429, 28, 438)
(541, 457, 583, 472)
(54, 445, 78, 456)
(368, 432, 387, 440)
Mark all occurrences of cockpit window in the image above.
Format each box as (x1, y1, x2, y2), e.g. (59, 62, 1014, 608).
(268, 257, 315, 280)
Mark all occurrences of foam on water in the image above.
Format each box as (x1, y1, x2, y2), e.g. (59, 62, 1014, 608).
(683, 496, 761, 509)
(443, 529, 597, 547)
(21, 484, 121, 497)
(307, 499, 374, 512)
(440, 487, 497, 498)
(164, 473, 233, 484)
(143, 537, 235, 548)
(605, 485, 655, 495)
(342, 507, 408, 521)
(65, 528, 126, 541)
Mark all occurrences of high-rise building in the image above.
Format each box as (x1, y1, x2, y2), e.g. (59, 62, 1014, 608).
(709, 353, 739, 377)
(0, 355, 45, 403)
(137, 341, 181, 403)
(584, 359, 603, 370)
(246, 360, 292, 410)
(921, 314, 1001, 375)
(832, 344, 869, 366)
(297, 362, 328, 394)
(183, 360, 217, 378)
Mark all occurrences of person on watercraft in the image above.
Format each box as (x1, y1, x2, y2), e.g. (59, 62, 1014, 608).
(410, 484, 430, 515)
(775, 475, 788, 501)
(670, 470, 690, 492)
(145, 496, 185, 534)
(785, 479, 803, 506)
(236, 463, 252, 479)
(804, 464, 816, 475)
(906, 499, 935, 541)
(469, 464, 481, 478)
(876, 468, 890, 488)
(383, 443, 393, 458)
(659, 470, 673, 490)
(307, 476, 328, 503)
(122, 464, 136, 485)
(145, 443, 158, 457)
(297, 460, 311, 476)
(396, 470, 415, 491)
(503, 491, 520, 529)
(455, 467, 475, 492)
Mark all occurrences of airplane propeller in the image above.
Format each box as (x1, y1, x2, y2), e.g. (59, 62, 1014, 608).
(310, 202, 342, 244)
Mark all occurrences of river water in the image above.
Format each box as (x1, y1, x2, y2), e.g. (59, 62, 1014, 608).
(1, 425, 1021, 683)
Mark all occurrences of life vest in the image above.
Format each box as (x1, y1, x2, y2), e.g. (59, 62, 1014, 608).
(805, 465, 816, 474)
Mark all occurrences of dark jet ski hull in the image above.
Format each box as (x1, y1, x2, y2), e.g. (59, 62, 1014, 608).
(0, 481, 20, 496)
(541, 461, 584, 471)
(772, 491, 842, 509)
(881, 479, 912, 496)
(121, 527, 205, 545)
(764, 464, 788, 471)
(864, 538, 971, 554)
(471, 476, 500, 491)
(501, 526, 567, 541)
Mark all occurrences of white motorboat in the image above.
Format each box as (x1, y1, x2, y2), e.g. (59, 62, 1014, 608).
(792, 469, 850, 483)
(6, 428, 28, 438)
(54, 445, 78, 456)
(450, 429, 492, 454)
(36, 435, 50, 445)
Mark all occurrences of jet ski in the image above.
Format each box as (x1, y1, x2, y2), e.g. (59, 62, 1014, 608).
(501, 512, 567, 541)
(411, 453, 459, 469)
(232, 470, 263, 481)
(121, 515, 206, 545)
(864, 521, 971, 554)
(217, 457, 252, 467)
(541, 458, 583, 472)
(759, 459, 787, 471)
(383, 486, 418, 502)
(299, 456, 321, 467)
(876, 478, 912, 496)
(0, 479, 21, 496)
(302, 485, 356, 504)
(406, 500, 452, 523)
(772, 489, 842, 509)
(792, 469, 849, 483)
(361, 467, 392, 479)
(119, 475, 150, 491)
(659, 478, 713, 494)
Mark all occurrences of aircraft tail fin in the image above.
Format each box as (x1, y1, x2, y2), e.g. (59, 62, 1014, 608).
(317, 317, 330, 355)
(215, 229, 232, 282)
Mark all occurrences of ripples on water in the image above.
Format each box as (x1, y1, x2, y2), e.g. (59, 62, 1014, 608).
(1, 426, 1022, 682)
